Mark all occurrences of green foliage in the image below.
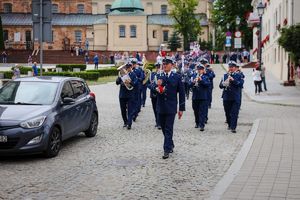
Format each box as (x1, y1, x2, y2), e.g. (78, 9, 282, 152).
(43, 72, 99, 80)
(10, 66, 45, 74)
(56, 64, 87, 71)
(168, 0, 202, 51)
(86, 68, 119, 77)
(0, 71, 13, 79)
(278, 24, 300, 63)
(212, 0, 253, 49)
(0, 16, 4, 50)
(168, 32, 182, 51)
(199, 39, 213, 51)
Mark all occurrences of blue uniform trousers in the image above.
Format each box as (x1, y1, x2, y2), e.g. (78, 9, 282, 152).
(137, 87, 142, 112)
(192, 100, 208, 128)
(223, 100, 241, 130)
(159, 113, 176, 153)
(119, 98, 135, 126)
(151, 97, 160, 126)
(208, 86, 213, 107)
(184, 82, 190, 99)
(141, 84, 147, 106)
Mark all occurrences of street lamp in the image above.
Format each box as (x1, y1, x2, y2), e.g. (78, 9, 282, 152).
(92, 32, 95, 51)
(257, 2, 265, 69)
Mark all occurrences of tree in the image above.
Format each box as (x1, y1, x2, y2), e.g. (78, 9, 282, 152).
(212, 0, 253, 50)
(278, 24, 300, 63)
(0, 16, 4, 50)
(168, 32, 182, 51)
(168, 0, 202, 51)
(199, 39, 212, 51)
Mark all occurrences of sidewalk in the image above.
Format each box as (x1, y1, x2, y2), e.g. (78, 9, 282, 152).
(211, 118, 300, 200)
(242, 68, 300, 107)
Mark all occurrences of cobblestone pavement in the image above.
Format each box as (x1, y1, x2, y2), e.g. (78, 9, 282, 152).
(1, 65, 300, 200)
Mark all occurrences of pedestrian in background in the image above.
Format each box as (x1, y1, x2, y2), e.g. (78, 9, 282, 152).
(12, 64, 21, 80)
(27, 55, 33, 66)
(252, 66, 262, 95)
(84, 53, 89, 65)
(32, 62, 38, 76)
(1, 51, 8, 63)
(93, 54, 99, 70)
(297, 64, 300, 80)
(261, 64, 268, 91)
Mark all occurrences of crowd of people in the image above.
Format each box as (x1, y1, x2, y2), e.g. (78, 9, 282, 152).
(116, 50, 245, 159)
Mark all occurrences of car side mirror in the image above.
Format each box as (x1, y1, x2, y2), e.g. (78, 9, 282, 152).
(62, 97, 75, 105)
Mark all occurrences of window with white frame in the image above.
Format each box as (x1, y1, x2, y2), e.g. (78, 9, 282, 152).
(161, 5, 167, 14)
(77, 4, 85, 13)
(75, 30, 82, 42)
(119, 25, 126, 38)
(52, 4, 59, 13)
(130, 25, 137, 38)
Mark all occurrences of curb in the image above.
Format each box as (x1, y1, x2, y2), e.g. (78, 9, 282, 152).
(209, 119, 261, 200)
(220, 64, 300, 107)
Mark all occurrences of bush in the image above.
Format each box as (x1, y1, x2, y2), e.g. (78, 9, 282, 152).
(10, 66, 45, 74)
(56, 64, 87, 71)
(0, 71, 13, 79)
(43, 72, 99, 80)
(86, 68, 119, 77)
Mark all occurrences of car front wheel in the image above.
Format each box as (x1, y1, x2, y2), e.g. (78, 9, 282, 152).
(43, 126, 62, 158)
(85, 112, 98, 137)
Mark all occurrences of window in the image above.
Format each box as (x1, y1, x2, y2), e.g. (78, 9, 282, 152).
(105, 4, 111, 14)
(163, 30, 169, 42)
(52, 4, 59, 13)
(25, 31, 31, 41)
(161, 5, 167, 14)
(153, 30, 157, 38)
(75, 31, 82, 42)
(3, 3, 12, 13)
(70, 80, 87, 99)
(130, 25, 137, 38)
(61, 82, 74, 99)
(119, 25, 126, 38)
(77, 4, 85, 13)
(3, 30, 8, 41)
(51, 31, 54, 42)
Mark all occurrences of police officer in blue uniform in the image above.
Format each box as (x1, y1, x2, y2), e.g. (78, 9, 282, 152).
(148, 63, 161, 129)
(182, 62, 193, 100)
(190, 64, 211, 131)
(219, 61, 244, 133)
(152, 57, 185, 159)
(116, 63, 138, 130)
(200, 58, 215, 109)
(131, 58, 145, 121)
(139, 61, 148, 107)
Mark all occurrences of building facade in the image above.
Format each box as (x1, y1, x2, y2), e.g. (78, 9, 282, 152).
(0, 0, 213, 52)
(249, 0, 300, 82)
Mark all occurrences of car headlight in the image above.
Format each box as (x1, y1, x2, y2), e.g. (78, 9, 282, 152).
(20, 116, 47, 129)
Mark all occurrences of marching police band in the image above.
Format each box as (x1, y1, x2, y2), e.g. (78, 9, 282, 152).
(116, 54, 244, 159)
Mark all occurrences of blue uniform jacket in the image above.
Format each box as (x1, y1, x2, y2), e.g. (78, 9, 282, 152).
(133, 67, 145, 90)
(147, 72, 158, 99)
(205, 67, 216, 88)
(152, 72, 186, 114)
(116, 72, 138, 99)
(219, 72, 244, 102)
(190, 73, 211, 100)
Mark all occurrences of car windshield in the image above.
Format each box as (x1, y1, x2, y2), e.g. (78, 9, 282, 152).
(0, 81, 58, 105)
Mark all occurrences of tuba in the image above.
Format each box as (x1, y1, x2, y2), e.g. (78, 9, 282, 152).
(118, 64, 134, 90)
(142, 61, 152, 85)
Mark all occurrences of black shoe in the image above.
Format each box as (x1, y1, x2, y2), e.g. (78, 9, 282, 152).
(127, 125, 131, 130)
(231, 129, 236, 133)
(195, 124, 199, 128)
(133, 116, 137, 122)
(227, 126, 231, 130)
(162, 152, 169, 159)
(205, 121, 208, 124)
(157, 126, 162, 130)
(123, 124, 127, 128)
(200, 127, 205, 131)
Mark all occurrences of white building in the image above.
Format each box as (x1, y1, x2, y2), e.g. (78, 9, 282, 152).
(249, 0, 300, 82)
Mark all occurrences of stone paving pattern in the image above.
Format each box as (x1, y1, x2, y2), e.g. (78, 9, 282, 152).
(0, 65, 300, 200)
(221, 118, 300, 200)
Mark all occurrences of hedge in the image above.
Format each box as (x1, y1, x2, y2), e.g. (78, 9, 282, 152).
(86, 68, 119, 77)
(0, 71, 13, 79)
(43, 72, 99, 80)
(10, 66, 45, 74)
(56, 64, 87, 71)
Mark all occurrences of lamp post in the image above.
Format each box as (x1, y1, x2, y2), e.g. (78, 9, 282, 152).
(92, 32, 95, 51)
(257, 2, 265, 70)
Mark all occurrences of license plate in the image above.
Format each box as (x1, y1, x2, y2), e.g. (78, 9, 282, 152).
(0, 136, 7, 143)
